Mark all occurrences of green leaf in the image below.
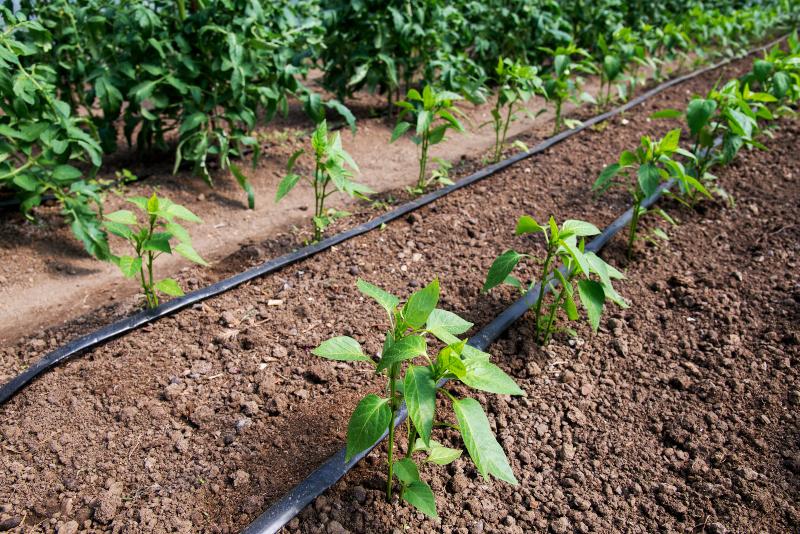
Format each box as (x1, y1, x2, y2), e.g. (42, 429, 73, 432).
(594, 163, 620, 192)
(357, 279, 399, 319)
(561, 220, 600, 237)
(453, 397, 517, 484)
(377, 335, 427, 372)
(402, 279, 439, 329)
(578, 279, 605, 332)
(515, 215, 543, 235)
(346, 394, 391, 462)
(390, 121, 411, 143)
(483, 250, 522, 292)
(230, 163, 255, 210)
(426, 309, 473, 336)
(174, 242, 208, 266)
(619, 150, 638, 166)
(659, 128, 681, 153)
(155, 278, 183, 297)
(105, 210, 137, 226)
(426, 445, 462, 465)
(313, 336, 371, 362)
(404, 365, 437, 446)
(393, 458, 420, 484)
(104, 221, 133, 240)
(686, 99, 716, 136)
(402, 480, 437, 518)
(164, 202, 202, 223)
(116, 255, 142, 278)
(461, 359, 524, 395)
(275, 173, 301, 202)
(179, 112, 206, 135)
(637, 163, 661, 198)
(649, 108, 683, 119)
(52, 165, 82, 182)
(165, 222, 191, 244)
(12, 174, 38, 192)
(142, 234, 172, 253)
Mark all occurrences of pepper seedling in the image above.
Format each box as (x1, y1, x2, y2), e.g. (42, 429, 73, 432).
(593, 129, 709, 258)
(483, 216, 627, 345)
(651, 80, 775, 189)
(313, 279, 522, 518)
(104, 193, 208, 309)
(391, 85, 465, 193)
(276, 120, 373, 242)
(484, 57, 542, 163)
(538, 44, 595, 135)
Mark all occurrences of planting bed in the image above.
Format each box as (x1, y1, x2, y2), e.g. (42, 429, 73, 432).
(1, 52, 798, 534)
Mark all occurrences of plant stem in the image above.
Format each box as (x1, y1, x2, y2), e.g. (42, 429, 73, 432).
(532, 244, 555, 343)
(542, 285, 567, 345)
(492, 101, 502, 163)
(628, 199, 641, 260)
(417, 132, 429, 190)
(386, 363, 398, 502)
(553, 100, 562, 136)
(176, 0, 187, 20)
(498, 102, 514, 162)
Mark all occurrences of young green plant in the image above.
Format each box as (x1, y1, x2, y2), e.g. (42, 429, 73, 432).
(483, 216, 627, 345)
(313, 279, 522, 518)
(390, 85, 465, 193)
(592, 129, 706, 258)
(276, 120, 372, 242)
(485, 57, 542, 163)
(651, 79, 775, 196)
(104, 193, 208, 309)
(539, 44, 595, 135)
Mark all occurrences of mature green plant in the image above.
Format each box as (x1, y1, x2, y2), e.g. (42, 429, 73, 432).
(483, 216, 626, 345)
(276, 120, 372, 242)
(13, 0, 342, 208)
(485, 57, 542, 163)
(390, 85, 465, 193)
(539, 44, 595, 134)
(592, 129, 705, 258)
(0, 12, 108, 259)
(313, 279, 521, 517)
(104, 193, 207, 309)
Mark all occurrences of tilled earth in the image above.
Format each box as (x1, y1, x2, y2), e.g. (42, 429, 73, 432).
(0, 54, 798, 534)
(292, 124, 800, 534)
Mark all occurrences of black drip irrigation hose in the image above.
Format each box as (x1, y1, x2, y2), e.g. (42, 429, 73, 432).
(240, 178, 674, 534)
(0, 35, 785, 409)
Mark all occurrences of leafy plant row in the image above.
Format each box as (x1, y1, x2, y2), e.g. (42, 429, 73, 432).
(0, 0, 796, 259)
(309, 35, 800, 520)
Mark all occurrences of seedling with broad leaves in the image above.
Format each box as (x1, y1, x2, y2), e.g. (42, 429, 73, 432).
(391, 85, 465, 193)
(592, 129, 709, 258)
(651, 79, 776, 196)
(276, 120, 372, 242)
(483, 216, 627, 345)
(538, 44, 595, 134)
(104, 193, 208, 309)
(742, 38, 800, 109)
(485, 57, 542, 163)
(312, 279, 522, 518)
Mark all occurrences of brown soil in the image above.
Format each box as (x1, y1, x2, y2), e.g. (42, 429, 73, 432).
(1, 53, 798, 534)
(0, 55, 692, 345)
